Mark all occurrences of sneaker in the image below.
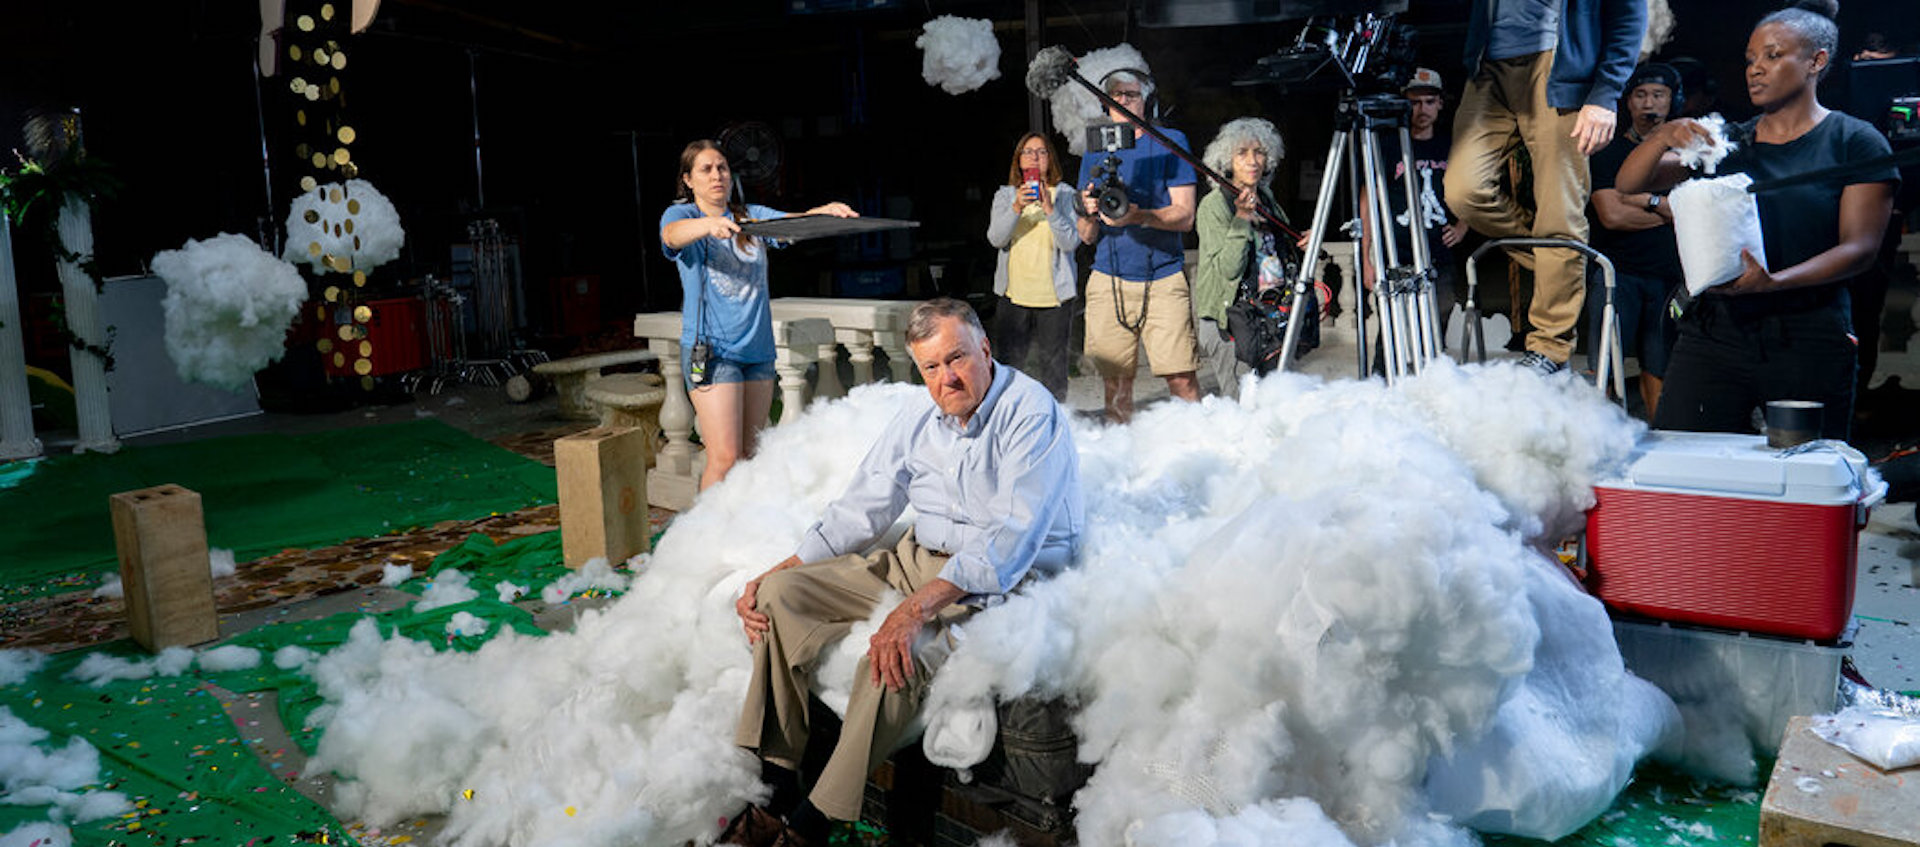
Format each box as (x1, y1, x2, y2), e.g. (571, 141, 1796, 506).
(1517, 351, 1566, 377)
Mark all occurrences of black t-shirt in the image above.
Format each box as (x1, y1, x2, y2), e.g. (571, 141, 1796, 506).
(1380, 133, 1455, 268)
(1713, 111, 1900, 310)
(1588, 134, 1683, 280)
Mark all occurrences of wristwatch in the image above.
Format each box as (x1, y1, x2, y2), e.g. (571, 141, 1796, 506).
(1645, 195, 1662, 212)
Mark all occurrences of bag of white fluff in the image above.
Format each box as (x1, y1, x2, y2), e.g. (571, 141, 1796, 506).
(1670, 173, 1766, 296)
(1809, 705, 1920, 771)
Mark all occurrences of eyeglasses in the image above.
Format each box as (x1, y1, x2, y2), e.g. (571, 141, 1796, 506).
(1110, 89, 1144, 102)
(1019, 148, 1049, 158)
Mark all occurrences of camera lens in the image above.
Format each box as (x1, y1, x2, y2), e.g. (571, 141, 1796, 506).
(1097, 185, 1132, 219)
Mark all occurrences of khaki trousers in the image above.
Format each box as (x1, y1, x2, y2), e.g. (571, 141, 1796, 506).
(1443, 49, 1591, 362)
(734, 531, 971, 821)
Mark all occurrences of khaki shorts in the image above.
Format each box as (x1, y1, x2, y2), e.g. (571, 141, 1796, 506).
(1085, 271, 1201, 378)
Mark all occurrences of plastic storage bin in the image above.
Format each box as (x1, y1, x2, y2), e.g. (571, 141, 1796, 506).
(1613, 618, 1847, 756)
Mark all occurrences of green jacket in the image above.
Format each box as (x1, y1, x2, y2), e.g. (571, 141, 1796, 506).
(1193, 185, 1286, 325)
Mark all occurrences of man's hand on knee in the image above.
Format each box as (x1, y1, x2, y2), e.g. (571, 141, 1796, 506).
(868, 602, 925, 691)
(738, 555, 803, 644)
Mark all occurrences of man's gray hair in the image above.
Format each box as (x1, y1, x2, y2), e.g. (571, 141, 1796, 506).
(1203, 118, 1285, 186)
(906, 297, 987, 345)
(1102, 69, 1156, 106)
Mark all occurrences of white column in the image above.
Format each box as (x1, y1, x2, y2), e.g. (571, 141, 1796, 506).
(877, 327, 914, 384)
(632, 312, 700, 511)
(812, 339, 845, 400)
(0, 216, 42, 460)
(56, 197, 117, 454)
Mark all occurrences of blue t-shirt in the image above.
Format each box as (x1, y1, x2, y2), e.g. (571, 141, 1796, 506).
(659, 202, 787, 363)
(1076, 127, 1197, 282)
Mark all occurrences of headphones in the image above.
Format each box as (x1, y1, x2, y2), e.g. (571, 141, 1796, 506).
(1627, 64, 1685, 120)
(1099, 67, 1160, 122)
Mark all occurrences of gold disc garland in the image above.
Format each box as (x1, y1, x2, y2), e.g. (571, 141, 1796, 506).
(284, 0, 378, 386)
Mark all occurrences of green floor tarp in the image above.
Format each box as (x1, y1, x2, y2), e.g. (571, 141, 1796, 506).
(0, 419, 558, 601)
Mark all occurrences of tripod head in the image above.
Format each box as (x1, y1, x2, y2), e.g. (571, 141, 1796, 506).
(1240, 13, 1418, 96)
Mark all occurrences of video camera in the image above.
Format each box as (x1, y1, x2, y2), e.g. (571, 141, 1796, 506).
(1084, 121, 1138, 219)
(1242, 12, 1418, 95)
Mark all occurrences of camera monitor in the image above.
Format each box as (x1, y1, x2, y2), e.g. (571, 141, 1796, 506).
(1085, 121, 1139, 154)
(1847, 57, 1920, 132)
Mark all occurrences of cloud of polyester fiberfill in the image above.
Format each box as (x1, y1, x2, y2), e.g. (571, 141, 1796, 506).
(1, 706, 133, 824)
(304, 368, 1685, 847)
(916, 16, 1001, 95)
(0, 650, 47, 687)
(1052, 44, 1151, 156)
(150, 233, 308, 391)
(282, 178, 405, 272)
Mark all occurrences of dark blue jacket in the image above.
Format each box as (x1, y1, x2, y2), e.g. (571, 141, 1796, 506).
(1463, 0, 1648, 110)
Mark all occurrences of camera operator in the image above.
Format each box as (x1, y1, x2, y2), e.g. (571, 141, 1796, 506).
(1195, 117, 1290, 395)
(1075, 67, 1202, 424)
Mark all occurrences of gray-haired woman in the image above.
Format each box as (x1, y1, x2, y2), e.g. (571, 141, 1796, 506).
(1194, 117, 1289, 394)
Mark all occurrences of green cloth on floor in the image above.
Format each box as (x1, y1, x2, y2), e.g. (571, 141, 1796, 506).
(0, 644, 364, 847)
(0, 419, 558, 601)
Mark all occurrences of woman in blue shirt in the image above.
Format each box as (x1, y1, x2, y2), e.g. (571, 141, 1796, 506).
(660, 140, 856, 490)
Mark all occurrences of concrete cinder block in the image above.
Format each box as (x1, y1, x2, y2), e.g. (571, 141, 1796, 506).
(555, 425, 651, 570)
(1760, 716, 1920, 847)
(109, 484, 219, 651)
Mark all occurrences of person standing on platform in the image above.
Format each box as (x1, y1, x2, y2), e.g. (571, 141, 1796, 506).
(987, 132, 1079, 402)
(1443, 0, 1649, 376)
(1076, 64, 1202, 423)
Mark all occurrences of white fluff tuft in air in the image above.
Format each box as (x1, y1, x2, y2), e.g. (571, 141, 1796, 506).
(282, 179, 405, 272)
(301, 367, 1694, 846)
(150, 233, 307, 391)
(1054, 44, 1151, 155)
(1675, 114, 1736, 174)
(0, 650, 47, 687)
(916, 16, 1002, 95)
(1641, 0, 1676, 60)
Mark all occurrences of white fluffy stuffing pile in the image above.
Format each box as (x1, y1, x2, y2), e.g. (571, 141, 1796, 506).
(282, 179, 405, 272)
(916, 16, 1001, 95)
(0, 706, 133, 832)
(1052, 44, 1151, 156)
(1675, 114, 1736, 174)
(150, 234, 307, 391)
(299, 365, 1702, 847)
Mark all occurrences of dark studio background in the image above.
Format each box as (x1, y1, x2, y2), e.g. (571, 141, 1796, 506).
(1, 0, 1913, 378)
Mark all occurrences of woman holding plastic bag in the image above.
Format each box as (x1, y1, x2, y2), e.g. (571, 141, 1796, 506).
(1617, 0, 1896, 441)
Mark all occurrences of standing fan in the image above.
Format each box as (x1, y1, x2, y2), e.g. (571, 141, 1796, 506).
(718, 122, 783, 189)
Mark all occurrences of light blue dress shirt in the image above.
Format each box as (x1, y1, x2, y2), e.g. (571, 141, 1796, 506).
(793, 363, 1084, 605)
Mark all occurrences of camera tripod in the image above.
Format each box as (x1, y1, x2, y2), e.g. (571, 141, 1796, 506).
(1276, 91, 1443, 382)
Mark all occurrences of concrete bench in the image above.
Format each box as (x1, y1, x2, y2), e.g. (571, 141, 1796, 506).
(531, 349, 660, 420)
(582, 373, 667, 470)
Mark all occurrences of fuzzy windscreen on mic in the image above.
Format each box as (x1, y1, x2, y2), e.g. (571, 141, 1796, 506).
(1025, 45, 1077, 99)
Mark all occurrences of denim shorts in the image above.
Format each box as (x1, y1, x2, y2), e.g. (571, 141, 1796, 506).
(684, 351, 775, 391)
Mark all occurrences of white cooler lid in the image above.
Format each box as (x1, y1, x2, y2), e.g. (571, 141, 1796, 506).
(1602, 431, 1869, 504)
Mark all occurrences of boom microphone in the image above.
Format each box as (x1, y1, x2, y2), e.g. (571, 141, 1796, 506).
(1026, 45, 1077, 98)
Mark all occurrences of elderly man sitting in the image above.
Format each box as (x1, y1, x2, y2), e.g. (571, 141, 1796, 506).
(720, 297, 1085, 847)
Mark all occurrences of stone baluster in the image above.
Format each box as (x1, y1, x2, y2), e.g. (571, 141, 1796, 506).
(631, 312, 700, 510)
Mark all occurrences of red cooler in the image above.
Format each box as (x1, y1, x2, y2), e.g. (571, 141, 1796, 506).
(1585, 432, 1886, 641)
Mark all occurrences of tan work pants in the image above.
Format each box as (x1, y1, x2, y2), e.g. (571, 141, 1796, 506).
(734, 531, 971, 821)
(1443, 49, 1592, 362)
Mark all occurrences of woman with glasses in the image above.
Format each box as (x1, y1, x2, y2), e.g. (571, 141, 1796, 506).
(660, 140, 857, 491)
(985, 132, 1080, 400)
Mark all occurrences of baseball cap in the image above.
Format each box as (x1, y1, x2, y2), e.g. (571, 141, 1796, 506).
(1626, 63, 1683, 97)
(1404, 67, 1443, 94)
